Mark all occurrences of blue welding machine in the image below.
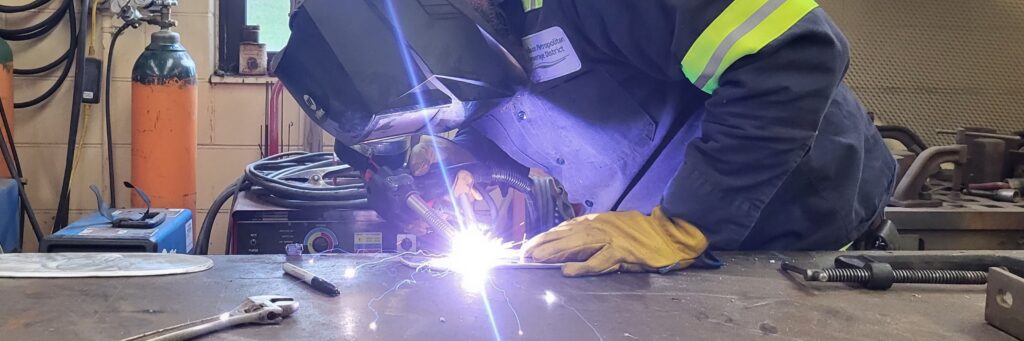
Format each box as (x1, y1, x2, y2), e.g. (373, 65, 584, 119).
(39, 208, 194, 253)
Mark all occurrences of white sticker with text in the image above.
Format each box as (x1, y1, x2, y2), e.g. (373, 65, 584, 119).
(523, 26, 582, 83)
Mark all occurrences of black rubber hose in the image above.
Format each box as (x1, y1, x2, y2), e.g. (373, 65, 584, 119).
(223, 174, 250, 254)
(194, 177, 244, 255)
(0, 0, 69, 41)
(14, 33, 73, 75)
(244, 152, 368, 200)
(488, 167, 539, 235)
(14, 1, 76, 108)
(105, 24, 131, 207)
(52, 0, 90, 232)
(0, 0, 51, 13)
(0, 97, 44, 243)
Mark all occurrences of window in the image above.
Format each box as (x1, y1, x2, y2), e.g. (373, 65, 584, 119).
(245, 0, 291, 52)
(218, 0, 294, 74)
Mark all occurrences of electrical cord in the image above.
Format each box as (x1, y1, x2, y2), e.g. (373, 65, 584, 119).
(0, 0, 52, 13)
(0, 96, 44, 243)
(52, 0, 92, 232)
(14, 0, 77, 108)
(193, 177, 245, 255)
(12, 0, 73, 76)
(0, 0, 71, 41)
(105, 23, 132, 207)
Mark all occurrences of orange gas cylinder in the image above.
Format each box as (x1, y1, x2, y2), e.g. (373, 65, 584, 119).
(131, 30, 197, 216)
(0, 37, 13, 178)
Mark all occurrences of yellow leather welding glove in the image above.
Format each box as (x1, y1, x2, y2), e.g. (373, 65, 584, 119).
(523, 207, 708, 277)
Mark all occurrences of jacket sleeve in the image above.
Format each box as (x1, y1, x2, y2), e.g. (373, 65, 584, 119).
(572, 1, 850, 250)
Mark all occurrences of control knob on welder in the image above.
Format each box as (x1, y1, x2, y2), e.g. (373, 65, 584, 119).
(311, 236, 330, 253)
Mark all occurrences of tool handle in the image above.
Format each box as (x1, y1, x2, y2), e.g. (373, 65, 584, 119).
(121, 314, 247, 341)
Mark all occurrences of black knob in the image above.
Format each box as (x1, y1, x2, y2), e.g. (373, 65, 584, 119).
(311, 236, 330, 252)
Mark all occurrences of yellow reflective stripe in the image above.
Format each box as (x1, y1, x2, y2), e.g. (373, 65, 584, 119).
(522, 0, 543, 12)
(682, 0, 818, 93)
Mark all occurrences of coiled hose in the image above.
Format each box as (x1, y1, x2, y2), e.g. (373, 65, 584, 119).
(486, 167, 542, 236)
(195, 152, 540, 254)
(195, 152, 370, 254)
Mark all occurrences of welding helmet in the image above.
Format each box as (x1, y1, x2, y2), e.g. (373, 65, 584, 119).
(273, 0, 528, 147)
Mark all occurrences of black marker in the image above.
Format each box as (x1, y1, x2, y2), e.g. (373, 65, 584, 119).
(283, 263, 341, 297)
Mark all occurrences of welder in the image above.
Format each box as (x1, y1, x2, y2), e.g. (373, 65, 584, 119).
(275, 0, 896, 277)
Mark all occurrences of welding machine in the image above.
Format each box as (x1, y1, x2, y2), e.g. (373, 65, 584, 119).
(39, 208, 193, 253)
(228, 191, 406, 255)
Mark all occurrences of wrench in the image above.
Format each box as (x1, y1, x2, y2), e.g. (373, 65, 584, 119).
(122, 295, 299, 341)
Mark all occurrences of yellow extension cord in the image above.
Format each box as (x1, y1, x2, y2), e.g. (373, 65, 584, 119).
(68, 0, 103, 191)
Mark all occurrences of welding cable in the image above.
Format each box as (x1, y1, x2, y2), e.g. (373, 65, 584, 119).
(0, 97, 44, 243)
(194, 177, 246, 255)
(0, 0, 70, 41)
(485, 167, 540, 235)
(0, 0, 51, 13)
(198, 152, 373, 254)
(12, 0, 74, 75)
(244, 152, 368, 202)
(103, 23, 132, 206)
(14, 0, 77, 108)
(52, 0, 92, 232)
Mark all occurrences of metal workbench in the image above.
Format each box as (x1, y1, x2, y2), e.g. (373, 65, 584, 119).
(1, 251, 1020, 340)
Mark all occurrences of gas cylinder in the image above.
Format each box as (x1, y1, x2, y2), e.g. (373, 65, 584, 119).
(131, 30, 197, 216)
(0, 37, 13, 178)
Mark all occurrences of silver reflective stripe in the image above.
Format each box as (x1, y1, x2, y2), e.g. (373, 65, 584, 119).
(693, 0, 788, 90)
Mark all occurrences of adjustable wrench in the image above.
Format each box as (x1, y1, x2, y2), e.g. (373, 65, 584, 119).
(122, 295, 299, 341)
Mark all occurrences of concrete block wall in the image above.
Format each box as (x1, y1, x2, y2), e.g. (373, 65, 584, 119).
(7, 0, 316, 254)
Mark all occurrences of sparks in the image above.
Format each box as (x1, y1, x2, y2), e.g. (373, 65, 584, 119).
(429, 226, 512, 292)
(544, 290, 558, 305)
(344, 266, 357, 279)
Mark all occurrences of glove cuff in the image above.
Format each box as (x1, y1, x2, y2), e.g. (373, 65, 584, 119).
(652, 206, 710, 256)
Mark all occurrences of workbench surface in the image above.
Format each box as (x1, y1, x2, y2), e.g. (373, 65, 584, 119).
(1, 251, 1019, 340)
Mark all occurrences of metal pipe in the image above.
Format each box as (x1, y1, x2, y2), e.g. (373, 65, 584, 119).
(965, 189, 1021, 203)
(891, 145, 967, 206)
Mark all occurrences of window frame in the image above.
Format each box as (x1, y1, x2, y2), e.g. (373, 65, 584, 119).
(217, 0, 293, 75)
(218, 0, 246, 74)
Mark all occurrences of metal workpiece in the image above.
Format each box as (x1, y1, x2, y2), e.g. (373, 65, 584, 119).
(939, 129, 1024, 150)
(968, 138, 1008, 184)
(964, 189, 1022, 203)
(2, 251, 1023, 340)
(986, 267, 1024, 340)
(885, 189, 1024, 250)
(891, 145, 968, 207)
(878, 125, 928, 154)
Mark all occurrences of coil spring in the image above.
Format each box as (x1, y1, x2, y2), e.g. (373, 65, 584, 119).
(820, 268, 871, 282)
(820, 268, 988, 284)
(893, 269, 988, 284)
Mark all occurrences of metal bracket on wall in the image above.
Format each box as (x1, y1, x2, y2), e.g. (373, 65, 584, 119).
(987, 267, 1024, 340)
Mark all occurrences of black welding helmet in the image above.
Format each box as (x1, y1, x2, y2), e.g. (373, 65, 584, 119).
(273, 0, 528, 146)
